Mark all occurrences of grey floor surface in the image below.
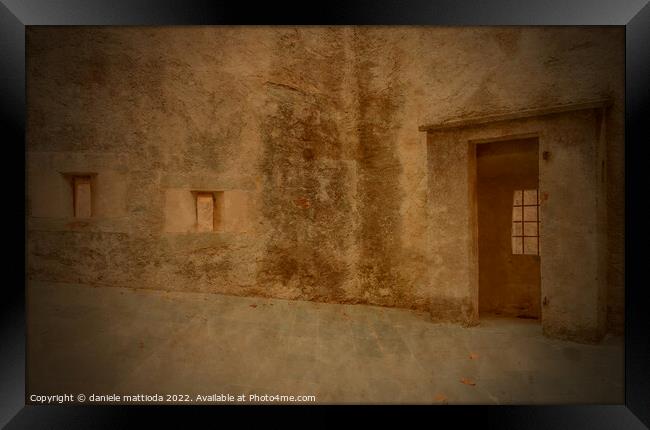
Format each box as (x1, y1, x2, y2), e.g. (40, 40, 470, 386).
(27, 281, 624, 404)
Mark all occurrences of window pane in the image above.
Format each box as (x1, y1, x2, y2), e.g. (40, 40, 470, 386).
(523, 237, 538, 255)
(523, 189, 538, 205)
(512, 206, 522, 221)
(513, 190, 523, 206)
(523, 222, 538, 236)
(523, 206, 538, 221)
(196, 193, 214, 232)
(512, 222, 522, 236)
(512, 237, 523, 254)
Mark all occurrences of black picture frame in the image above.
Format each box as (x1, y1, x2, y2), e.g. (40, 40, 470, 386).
(2, 1, 648, 428)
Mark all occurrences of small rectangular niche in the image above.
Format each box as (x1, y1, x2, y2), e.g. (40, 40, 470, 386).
(61, 173, 97, 218)
(73, 176, 92, 218)
(192, 191, 224, 232)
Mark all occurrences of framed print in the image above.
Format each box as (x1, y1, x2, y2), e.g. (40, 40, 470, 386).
(2, 0, 649, 427)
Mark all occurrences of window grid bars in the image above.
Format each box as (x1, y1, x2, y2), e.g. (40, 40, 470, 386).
(512, 190, 540, 255)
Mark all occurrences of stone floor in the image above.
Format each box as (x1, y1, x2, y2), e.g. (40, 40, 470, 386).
(27, 281, 624, 404)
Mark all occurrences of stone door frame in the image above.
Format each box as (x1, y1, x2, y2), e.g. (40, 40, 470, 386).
(421, 99, 610, 342)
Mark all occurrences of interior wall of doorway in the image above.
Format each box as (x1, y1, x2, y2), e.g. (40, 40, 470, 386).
(476, 137, 540, 319)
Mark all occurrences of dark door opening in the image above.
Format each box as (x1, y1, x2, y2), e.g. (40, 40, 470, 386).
(476, 138, 541, 320)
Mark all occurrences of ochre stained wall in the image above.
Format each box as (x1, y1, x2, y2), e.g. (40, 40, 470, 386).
(25, 27, 625, 336)
(476, 138, 540, 319)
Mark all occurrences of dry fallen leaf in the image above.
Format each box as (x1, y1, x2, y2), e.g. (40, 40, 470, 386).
(434, 393, 448, 404)
(460, 377, 476, 386)
(469, 353, 479, 360)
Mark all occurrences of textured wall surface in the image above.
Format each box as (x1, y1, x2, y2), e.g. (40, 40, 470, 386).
(26, 27, 625, 338)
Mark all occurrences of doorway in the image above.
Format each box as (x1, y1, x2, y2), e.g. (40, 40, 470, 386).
(476, 137, 541, 320)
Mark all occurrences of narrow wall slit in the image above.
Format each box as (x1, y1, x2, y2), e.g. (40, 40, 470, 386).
(73, 176, 92, 218)
(193, 191, 224, 232)
(476, 138, 541, 320)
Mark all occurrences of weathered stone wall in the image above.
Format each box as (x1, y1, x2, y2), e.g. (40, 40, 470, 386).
(26, 27, 624, 334)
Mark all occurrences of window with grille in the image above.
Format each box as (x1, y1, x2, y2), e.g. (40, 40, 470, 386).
(511, 189, 539, 255)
